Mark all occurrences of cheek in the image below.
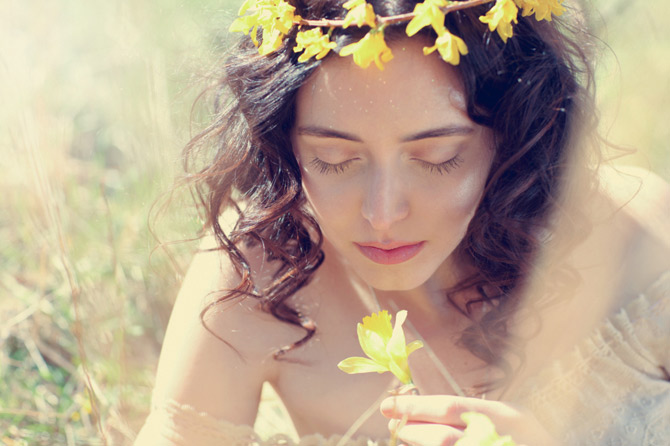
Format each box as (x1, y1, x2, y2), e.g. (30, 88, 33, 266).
(301, 173, 354, 224)
(452, 143, 494, 214)
(433, 164, 490, 226)
(452, 171, 486, 215)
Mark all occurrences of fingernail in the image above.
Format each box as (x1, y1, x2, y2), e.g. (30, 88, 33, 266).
(380, 397, 394, 413)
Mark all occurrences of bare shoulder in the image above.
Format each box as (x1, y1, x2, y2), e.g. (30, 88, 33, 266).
(597, 164, 670, 294)
(598, 165, 670, 247)
(150, 235, 300, 425)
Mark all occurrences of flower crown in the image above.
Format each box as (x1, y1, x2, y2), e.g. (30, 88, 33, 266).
(230, 0, 565, 69)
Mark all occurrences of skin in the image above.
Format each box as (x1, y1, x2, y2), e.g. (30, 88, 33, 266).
(291, 37, 494, 294)
(289, 38, 557, 444)
(380, 395, 557, 446)
(137, 37, 670, 446)
(291, 35, 551, 445)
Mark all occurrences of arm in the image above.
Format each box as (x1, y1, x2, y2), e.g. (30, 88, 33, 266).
(135, 238, 280, 445)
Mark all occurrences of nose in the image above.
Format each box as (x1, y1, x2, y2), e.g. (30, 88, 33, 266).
(361, 167, 409, 231)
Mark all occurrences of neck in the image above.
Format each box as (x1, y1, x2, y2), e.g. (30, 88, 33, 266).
(374, 253, 475, 320)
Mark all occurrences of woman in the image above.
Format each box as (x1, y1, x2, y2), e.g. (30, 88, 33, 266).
(135, 0, 670, 444)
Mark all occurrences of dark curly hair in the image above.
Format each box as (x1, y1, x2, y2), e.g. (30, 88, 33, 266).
(183, 0, 599, 386)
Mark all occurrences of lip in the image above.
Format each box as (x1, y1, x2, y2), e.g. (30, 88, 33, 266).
(355, 241, 425, 265)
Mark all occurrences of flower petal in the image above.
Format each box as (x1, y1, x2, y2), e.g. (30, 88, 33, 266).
(357, 322, 391, 364)
(361, 310, 393, 339)
(479, 0, 518, 43)
(294, 28, 337, 62)
(342, 0, 376, 28)
(406, 0, 447, 36)
(406, 340, 424, 355)
(337, 357, 390, 375)
(424, 30, 468, 65)
(386, 310, 408, 359)
(339, 30, 393, 70)
(388, 356, 412, 384)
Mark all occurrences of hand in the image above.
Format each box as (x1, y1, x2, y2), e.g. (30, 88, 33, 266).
(380, 394, 558, 446)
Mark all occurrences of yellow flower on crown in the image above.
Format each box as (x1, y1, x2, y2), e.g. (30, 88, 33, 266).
(229, 0, 567, 67)
(337, 310, 423, 384)
(339, 29, 394, 70)
(515, 0, 565, 22)
(405, 0, 449, 36)
(405, 0, 468, 66)
(229, 0, 296, 54)
(423, 28, 469, 66)
(479, 0, 519, 43)
(342, 0, 377, 28)
(294, 28, 338, 62)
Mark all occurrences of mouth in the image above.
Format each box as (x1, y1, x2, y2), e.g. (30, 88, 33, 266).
(354, 241, 425, 265)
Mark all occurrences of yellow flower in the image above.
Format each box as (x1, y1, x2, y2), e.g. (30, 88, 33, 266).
(256, 29, 283, 55)
(339, 29, 394, 70)
(229, 0, 296, 54)
(338, 310, 423, 384)
(342, 0, 377, 28)
(454, 412, 517, 446)
(294, 28, 337, 62)
(423, 29, 468, 66)
(405, 0, 449, 37)
(514, 0, 565, 21)
(229, 9, 260, 40)
(479, 0, 519, 43)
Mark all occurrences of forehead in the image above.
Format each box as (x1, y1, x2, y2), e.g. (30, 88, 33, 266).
(294, 37, 469, 132)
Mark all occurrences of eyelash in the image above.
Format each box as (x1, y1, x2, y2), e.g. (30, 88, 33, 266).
(309, 155, 464, 175)
(309, 158, 357, 174)
(416, 155, 464, 175)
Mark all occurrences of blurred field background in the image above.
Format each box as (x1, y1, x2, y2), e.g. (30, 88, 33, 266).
(0, 0, 667, 445)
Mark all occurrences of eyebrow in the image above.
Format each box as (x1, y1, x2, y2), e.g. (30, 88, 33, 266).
(401, 126, 474, 142)
(296, 126, 362, 142)
(295, 125, 474, 143)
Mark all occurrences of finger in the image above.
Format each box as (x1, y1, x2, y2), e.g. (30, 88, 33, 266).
(393, 421, 463, 446)
(380, 395, 519, 426)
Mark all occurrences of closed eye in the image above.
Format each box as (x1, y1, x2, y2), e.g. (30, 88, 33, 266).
(309, 157, 356, 175)
(416, 154, 464, 175)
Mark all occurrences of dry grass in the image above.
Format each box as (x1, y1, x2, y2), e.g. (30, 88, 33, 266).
(0, 0, 667, 445)
(0, 1, 236, 443)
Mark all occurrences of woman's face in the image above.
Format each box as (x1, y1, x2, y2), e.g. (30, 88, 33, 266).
(291, 38, 494, 291)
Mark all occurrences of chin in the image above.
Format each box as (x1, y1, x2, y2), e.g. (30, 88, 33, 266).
(357, 265, 435, 292)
